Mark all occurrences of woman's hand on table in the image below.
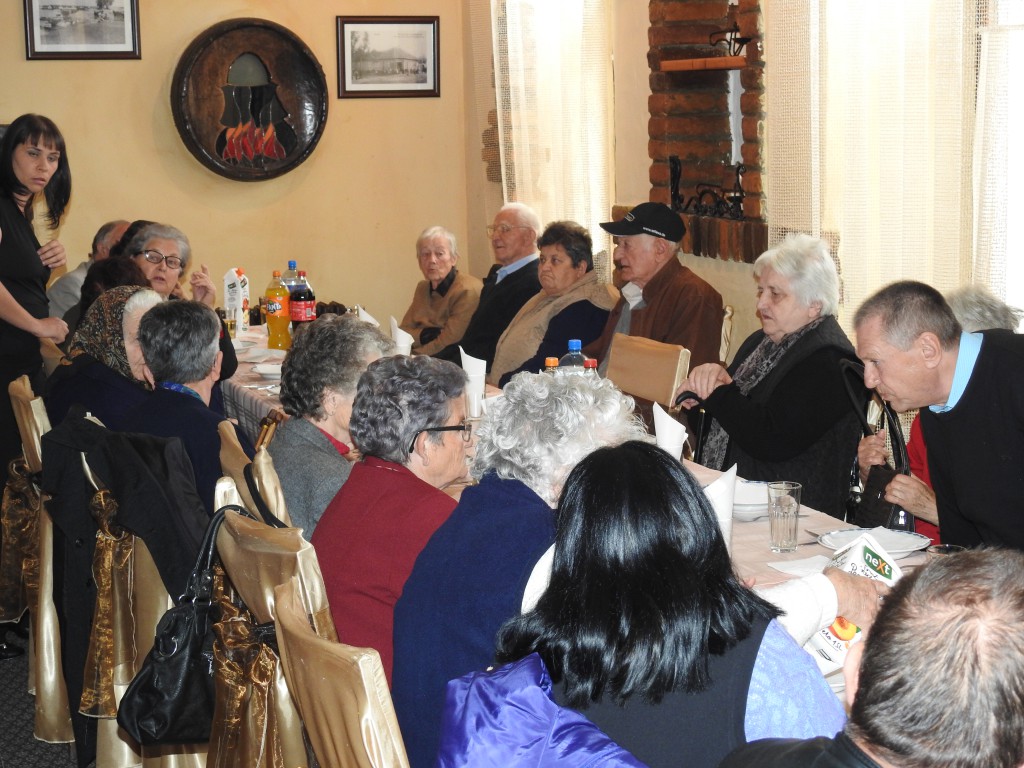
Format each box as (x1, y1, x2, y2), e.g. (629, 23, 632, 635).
(38, 239, 67, 270)
(675, 363, 732, 409)
(190, 264, 217, 307)
(857, 430, 889, 484)
(825, 567, 889, 631)
(884, 473, 938, 525)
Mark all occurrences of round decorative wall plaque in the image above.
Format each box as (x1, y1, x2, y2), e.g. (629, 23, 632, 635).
(171, 18, 328, 181)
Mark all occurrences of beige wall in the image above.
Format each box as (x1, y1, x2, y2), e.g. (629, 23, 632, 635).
(0, 1, 479, 324)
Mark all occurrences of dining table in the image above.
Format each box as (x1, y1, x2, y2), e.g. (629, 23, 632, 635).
(682, 460, 928, 589)
(222, 325, 287, 443)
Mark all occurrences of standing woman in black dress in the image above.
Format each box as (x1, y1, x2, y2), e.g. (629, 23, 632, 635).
(0, 114, 71, 656)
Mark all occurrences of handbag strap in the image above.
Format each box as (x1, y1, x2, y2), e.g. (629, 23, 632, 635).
(242, 463, 288, 529)
(839, 359, 909, 474)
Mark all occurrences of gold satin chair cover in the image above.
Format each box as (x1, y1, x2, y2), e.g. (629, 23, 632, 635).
(218, 423, 293, 526)
(605, 332, 691, 409)
(208, 509, 337, 768)
(274, 576, 410, 768)
(209, 599, 292, 768)
(80, 489, 135, 719)
(219, 421, 260, 512)
(5, 375, 75, 744)
(0, 458, 39, 623)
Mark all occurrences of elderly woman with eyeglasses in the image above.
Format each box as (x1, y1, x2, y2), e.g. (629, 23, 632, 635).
(120, 221, 237, 401)
(392, 371, 646, 767)
(311, 354, 470, 684)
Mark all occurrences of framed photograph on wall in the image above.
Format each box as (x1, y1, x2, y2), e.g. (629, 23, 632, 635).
(24, 0, 140, 60)
(336, 16, 439, 99)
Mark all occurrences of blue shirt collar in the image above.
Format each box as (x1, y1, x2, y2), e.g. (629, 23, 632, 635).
(929, 331, 982, 413)
(495, 253, 538, 283)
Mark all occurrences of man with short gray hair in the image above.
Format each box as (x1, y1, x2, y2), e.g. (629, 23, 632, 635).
(854, 280, 1024, 549)
(123, 300, 253, 513)
(47, 219, 129, 318)
(721, 549, 1024, 768)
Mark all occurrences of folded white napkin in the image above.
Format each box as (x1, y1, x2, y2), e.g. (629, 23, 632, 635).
(357, 306, 379, 327)
(652, 402, 688, 461)
(768, 555, 832, 577)
(702, 464, 737, 553)
(459, 346, 486, 376)
(390, 316, 413, 355)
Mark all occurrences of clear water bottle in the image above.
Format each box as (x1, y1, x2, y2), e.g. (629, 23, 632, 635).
(556, 339, 587, 375)
(281, 260, 301, 295)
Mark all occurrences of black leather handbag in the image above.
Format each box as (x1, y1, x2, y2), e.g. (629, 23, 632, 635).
(116, 509, 229, 745)
(839, 360, 914, 531)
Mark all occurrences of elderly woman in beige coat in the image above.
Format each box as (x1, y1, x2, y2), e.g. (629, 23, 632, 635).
(488, 221, 618, 386)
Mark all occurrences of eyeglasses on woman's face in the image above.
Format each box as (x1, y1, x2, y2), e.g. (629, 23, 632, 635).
(136, 249, 183, 271)
(408, 420, 473, 453)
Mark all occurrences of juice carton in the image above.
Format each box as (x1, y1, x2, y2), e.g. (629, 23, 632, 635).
(804, 532, 903, 675)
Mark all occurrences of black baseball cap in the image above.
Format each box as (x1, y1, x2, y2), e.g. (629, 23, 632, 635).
(599, 202, 685, 242)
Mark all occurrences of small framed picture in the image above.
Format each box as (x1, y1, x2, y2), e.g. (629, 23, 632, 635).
(24, 0, 140, 60)
(336, 16, 439, 99)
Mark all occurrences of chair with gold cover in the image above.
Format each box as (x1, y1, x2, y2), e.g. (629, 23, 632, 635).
(604, 332, 691, 410)
(3, 375, 74, 745)
(274, 576, 410, 768)
(218, 421, 292, 526)
(208, 508, 336, 768)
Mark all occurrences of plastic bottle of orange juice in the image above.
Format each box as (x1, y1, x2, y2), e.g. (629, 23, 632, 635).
(265, 270, 291, 350)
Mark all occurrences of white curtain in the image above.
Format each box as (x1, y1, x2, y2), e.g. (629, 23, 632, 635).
(974, 3, 1024, 320)
(489, 0, 613, 270)
(763, 0, 976, 327)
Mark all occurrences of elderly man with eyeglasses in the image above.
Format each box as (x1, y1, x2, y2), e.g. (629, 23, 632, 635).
(434, 203, 542, 370)
(311, 354, 471, 684)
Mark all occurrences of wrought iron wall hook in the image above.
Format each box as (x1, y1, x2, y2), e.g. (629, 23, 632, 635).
(709, 23, 752, 57)
(677, 163, 747, 221)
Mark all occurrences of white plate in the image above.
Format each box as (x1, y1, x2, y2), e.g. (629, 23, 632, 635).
(232, 339, 257, 350)
(252, 363, 282, 381)
(817, 528, 931, 558)
(733, 505, 769, 522)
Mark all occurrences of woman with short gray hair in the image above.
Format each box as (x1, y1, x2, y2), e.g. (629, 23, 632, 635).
(678, 233, 865, 517)
(271, 314, 395, 535)
(312, 355, 470, 684)
(392, 372, 646, 767)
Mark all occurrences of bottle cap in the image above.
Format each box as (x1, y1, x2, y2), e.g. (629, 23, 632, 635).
(545, 357, 559, 368)
(272, 270, 282, 277)
(298, 270, 307, 277)
(568, 339, 582, 352)
(237, 268, 244, 275)
(288, 260, 297, 270)
(584, 359, 598, 369)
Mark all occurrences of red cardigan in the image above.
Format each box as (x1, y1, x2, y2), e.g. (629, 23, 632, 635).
(312, 456, 456, 683)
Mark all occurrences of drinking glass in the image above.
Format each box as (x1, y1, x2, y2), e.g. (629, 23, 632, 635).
(768, 481, 801, 553)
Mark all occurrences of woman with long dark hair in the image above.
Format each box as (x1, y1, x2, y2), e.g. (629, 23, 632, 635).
(0, 113, 72, 659)
(440, 441, 844, 767)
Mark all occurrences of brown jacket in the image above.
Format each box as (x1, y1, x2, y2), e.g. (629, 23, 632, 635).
(584, 257, 723, 369)
(400, 269, 483, 357)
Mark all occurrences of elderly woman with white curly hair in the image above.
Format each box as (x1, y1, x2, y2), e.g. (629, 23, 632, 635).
(677, 233, 865, 517)
(391, 372, 646, 768)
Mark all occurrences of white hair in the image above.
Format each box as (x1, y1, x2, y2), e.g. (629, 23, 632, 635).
(471, 372, 646, 505)
(499, 202, 542, 236)
(754, 233, 840, 316)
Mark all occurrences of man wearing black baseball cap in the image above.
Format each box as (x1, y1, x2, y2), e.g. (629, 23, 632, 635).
(585, 202, 723, 372)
